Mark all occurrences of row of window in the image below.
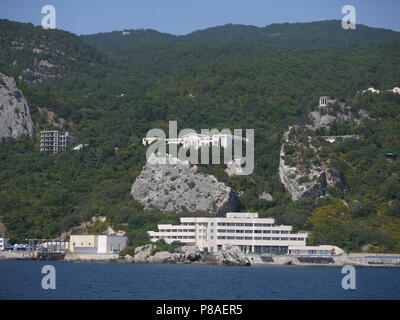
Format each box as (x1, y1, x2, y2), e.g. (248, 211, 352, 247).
(217, 236, 304, 241)
(218, 229, 289, 234)
(291, 250, 331, 255)
(158, 229, 196, 233)
(181, 222, 276, 227)
(152, 235, 304, 241)
(152, 236, 196, 240)
(217, 223, 273, 227)
(157, 229, 292, 234)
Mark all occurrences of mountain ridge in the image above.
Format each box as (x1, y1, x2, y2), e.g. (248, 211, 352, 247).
(81, 20, 400, 50)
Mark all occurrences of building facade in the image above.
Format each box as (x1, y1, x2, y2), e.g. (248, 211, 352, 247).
(0, 238, 10, 251)
(69, 235, 127, 254)
(288, 245, 344, 256)
(143, 133, 248, 150)
(40, 130, 77, 154)
(319, 96, 335, 107)
(148, 212, 311, 254)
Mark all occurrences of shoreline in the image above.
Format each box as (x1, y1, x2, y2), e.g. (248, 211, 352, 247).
(2, 251, 400, 267)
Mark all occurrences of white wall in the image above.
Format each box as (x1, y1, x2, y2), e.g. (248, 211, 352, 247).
(97, 235, 108, 254)
(97, 236, 127, 253)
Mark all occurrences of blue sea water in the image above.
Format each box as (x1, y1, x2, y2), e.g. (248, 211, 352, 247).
(0, 261, 399, 300)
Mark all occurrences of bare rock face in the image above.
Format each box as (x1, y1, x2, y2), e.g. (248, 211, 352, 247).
(147, 251, 181, 264)
(325, 168, 345, 189)
(278, 98, 368, 201)
(307, 101, 370, 130)
(0, 72, 33, 140)
(258, 192, 273, 201)
(147, 246, 203, 264)
(175, 246, 202, 263)
(131, 154, 238, 215)
(308, 111, 338, 130)
(278, 126, 348, 201)
(218, 244, 251, 266)
(225, 159, 245, 176)
(133, 244, 154, 263)
(278, 142, 327, 201)
(132, 244, 249, 266)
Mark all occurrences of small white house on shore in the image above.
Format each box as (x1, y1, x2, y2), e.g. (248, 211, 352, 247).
(69, 235, 127, 254)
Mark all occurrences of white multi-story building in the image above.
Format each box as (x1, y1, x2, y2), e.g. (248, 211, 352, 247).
(143, 133, 247, 150)
(148, 212, 313, 254)
(0, 238, 10, 251)
(40, 130, 77, 154)
(69, 235, 127, 254)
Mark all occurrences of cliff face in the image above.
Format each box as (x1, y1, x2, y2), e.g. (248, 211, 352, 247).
(278, 141, 328, 201)
(307, 101, 370, 130)
(131, 154, 238, 215)
(0, 72, 33, 139)
(132, 244, 250, 266)
(278, 99, 362, 201)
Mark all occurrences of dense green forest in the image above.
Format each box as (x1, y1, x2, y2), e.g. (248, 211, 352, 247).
(0, 19, 399, 252)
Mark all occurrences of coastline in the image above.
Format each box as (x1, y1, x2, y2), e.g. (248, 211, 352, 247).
(2, 250, 400, 267)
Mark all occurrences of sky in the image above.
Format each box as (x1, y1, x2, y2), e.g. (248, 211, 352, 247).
(0, 0, 399, 35)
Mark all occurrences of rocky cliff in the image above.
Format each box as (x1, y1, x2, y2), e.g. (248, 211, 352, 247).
(131, 244, 250, 266)
(278, 99, 364, 200)
(307, 100, 370, 130)
(279, 138, 328, 201)
(0, 72, 33, 139)
(131, 153, 238, 215)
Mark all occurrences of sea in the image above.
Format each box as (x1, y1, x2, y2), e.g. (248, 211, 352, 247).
(0, 260, 399, 300)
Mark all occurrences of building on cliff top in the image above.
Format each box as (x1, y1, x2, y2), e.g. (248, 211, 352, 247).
(319, 96, 336, 108)
(143, 132, 248, 150)
(148, 212, 344, 255)
(40, 130, 77, 154)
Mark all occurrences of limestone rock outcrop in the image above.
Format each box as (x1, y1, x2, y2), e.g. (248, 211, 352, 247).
(141, 245, 202, 264)
(131, 153, 238, 215)
(279, 143, 327, 201)
(278, 98, 369, 201)
(307, 100, 370, 130)
(133, 244, 154, 263)
(258, 192, 273, 201)
(147, 251, 181, 264)
(218, 244, 251, 266)
(131, 244, 249, 266)
(225, 159, 245, 176)
(0, 72, 33, 140)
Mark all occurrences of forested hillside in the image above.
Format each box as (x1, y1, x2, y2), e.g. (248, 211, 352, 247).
(82, 20, 400, 49)
(0, 19, 399, 252)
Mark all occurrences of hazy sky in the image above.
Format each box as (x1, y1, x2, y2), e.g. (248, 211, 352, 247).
(1, 0, 399, 35)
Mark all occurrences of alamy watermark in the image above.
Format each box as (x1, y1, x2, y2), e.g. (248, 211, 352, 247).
(41, 265, 56, 290)
(41, 5, 56, 29)
(143, 121, 254, 175)
(341, 265, 356, 290)
(341, 5, 356, 29)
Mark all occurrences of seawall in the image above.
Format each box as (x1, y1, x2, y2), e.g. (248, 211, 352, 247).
(250, 253, 400, 266)
(64, 253, 120, 262)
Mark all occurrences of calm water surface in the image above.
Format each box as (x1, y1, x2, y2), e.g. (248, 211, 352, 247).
(0, 261, 399, 300)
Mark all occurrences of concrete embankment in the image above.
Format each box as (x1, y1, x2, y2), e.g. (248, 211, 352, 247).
(250, 253, 400, 266)
(0, 251, 120, 262)
(0, 251, 33, 260)
(2, 249, 400, 266)
(64, 253, 120, 262)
